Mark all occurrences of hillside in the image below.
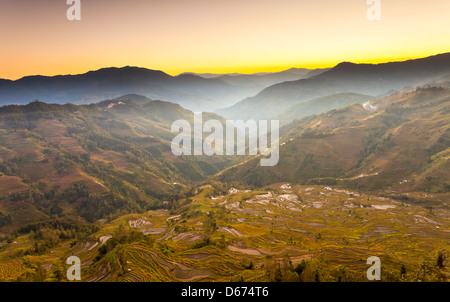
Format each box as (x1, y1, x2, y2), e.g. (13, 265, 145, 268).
(0, 99, 234, 234)
(112, 94, 155, 104)
(218, 53, 450, 120)
(217, 87, 450, 199)
(276, 93, 374, 125)
(179, 68, 330, 110)
(205, 68, 330, 109)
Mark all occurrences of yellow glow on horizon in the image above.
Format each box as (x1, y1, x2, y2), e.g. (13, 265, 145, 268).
(0, 0, 449, 80)
(1, 51, 448, 80)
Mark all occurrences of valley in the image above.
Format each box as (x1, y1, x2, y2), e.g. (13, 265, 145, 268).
(0, 54, 449, 283)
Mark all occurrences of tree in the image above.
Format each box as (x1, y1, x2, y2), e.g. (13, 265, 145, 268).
(52, 262, 65, 282)
(274, 261, 283, 282)
(0, 212, 12, 227)
(437, 250, 446, 269)
(294, 260, 307, 278)
(314, 269, 321, 282)
(35, 263, 47, 282)
(400, 263, 407, 277)
(63, 180, 89, 203)
(247, 261, 254, 270)
(204, 212, 217, 235)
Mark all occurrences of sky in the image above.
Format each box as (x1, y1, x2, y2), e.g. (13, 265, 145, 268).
(0, 0, 449, 80)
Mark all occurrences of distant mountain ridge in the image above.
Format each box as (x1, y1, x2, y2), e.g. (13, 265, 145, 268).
(218, 53, 450, 120)
(156, 67, 331, 111)
(181, 68, 329, 79)
(0, 66, 329, 112)
(0, 67, 244, 112)
(182, 68, 330, 107)
(0, 66, 235, 112)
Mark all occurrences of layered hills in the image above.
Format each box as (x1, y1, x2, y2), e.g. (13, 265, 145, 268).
(0, 98, 234, 233)
(218, 87, 450, 201)
(218, 53, 450, 120)
(277, 93, 374, 125)
(183, 68, 330, 108)
(0, 67, 228, 112)
(0, 67, 328, 112)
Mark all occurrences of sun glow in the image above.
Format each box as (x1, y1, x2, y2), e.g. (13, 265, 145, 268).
(0, 0, 449, 79)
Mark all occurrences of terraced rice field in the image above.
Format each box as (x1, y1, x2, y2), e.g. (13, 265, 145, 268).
(0, 184, 448, 282)
(0, 259, 27, 281)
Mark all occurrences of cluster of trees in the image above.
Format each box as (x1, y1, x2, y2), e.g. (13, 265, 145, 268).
(427, 128, 450, 157)
(76, 193, 139, 223)
(260, 251, 449, 282)
(357, 127, 388, 167)
(31, 227, 76, 254)
(63, 181, 89, 203)
(0, 157, 18, 176)
(262, 256, 309, 282)
(382, 255, 448, 282)
(85, 133, 145, 158)
(300, 128, 330, 139)
(94, 226, 153, 262)
(381, 106, 411, 128)
(0, 212, 12, 227)
(14, 217, 99, 255)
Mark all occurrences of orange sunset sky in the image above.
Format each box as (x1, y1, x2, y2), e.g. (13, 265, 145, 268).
(0, 0, 449, 80)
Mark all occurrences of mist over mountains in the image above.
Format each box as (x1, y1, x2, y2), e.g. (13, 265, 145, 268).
(0, 67, 326, 113)
(218, 53, 450, 120)
(2, 53, 449, 121)
(217, 86, 450, 195)
(181, 68, 329, 104)
(0, 67, 229, 112)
